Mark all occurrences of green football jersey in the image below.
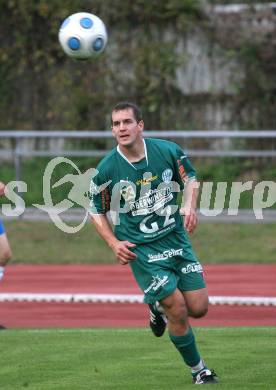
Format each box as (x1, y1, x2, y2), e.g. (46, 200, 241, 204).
(90, 138, 196, 244)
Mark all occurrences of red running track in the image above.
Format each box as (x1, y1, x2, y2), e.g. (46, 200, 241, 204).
(0, 264, 275, 328)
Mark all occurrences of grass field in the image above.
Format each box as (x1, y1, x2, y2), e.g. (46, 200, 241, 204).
(1, 327, 276, 390)
(4, 220, 276, 264)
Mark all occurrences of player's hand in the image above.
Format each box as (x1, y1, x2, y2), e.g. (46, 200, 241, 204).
(180, 206, 198, 234)
(0, 182, 6, 197)
(112, 241, 137, 265)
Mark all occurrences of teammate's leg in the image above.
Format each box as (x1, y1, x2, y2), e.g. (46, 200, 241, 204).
(0, 221, 12, 282)
(0, 233, 12, 265)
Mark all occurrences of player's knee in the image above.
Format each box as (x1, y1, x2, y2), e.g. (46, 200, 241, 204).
(0, 248, 12, 263)
(162, 300, 188, 324)
(184, 290, 209, 318)
(189, 302, 208, 319)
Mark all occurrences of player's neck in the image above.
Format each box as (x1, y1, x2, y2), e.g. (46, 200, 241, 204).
(118, 138, 145, 163)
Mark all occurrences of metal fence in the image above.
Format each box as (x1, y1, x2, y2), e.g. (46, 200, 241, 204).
(1, 130, 276, 181)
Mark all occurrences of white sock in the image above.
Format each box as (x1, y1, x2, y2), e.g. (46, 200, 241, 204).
(191, 359, 205, 374)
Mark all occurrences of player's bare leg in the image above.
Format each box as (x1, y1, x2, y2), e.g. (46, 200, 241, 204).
(159, 289, 218, 384)
(0, 233, 12, 282)
(182, 288, 209, 319)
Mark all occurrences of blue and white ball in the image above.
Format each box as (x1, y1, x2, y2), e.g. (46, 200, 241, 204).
(58, 12, 108, 59)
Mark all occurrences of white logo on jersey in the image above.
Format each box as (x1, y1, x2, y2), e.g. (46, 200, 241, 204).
(148, 248, 183, 262)
(130, 187, 173, 216)
(144, 275, 169, 293)
(181, 263, 203, 274)
(162, 169, 173, 183)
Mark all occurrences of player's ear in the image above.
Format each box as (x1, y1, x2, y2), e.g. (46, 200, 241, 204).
(138, 120, 144, 132)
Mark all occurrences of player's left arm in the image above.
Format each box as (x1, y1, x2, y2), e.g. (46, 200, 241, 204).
(172, 146, 199, 234)
(179, 179, 199, 234)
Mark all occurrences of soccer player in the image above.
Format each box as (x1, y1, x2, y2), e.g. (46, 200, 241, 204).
(90, 102, 218, 385)
(0, 181, 12, 282)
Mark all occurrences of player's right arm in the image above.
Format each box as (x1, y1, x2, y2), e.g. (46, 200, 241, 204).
(90, 214, 136, 265)
(89, 165, 136, 265)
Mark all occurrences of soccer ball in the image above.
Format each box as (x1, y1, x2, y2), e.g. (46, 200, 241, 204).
(58, 12, 108, 60)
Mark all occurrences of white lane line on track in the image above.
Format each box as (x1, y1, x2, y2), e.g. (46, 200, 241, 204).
(0, 293, 276, 306)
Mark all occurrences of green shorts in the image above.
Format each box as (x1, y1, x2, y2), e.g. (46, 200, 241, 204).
(130, 230, 206, 304)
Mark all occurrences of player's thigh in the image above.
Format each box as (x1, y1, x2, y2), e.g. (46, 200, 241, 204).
(0, 233, 12, 261)
(182, 288, 209, 318)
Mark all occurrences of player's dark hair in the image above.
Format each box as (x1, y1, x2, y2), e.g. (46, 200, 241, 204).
(111, 102, 143, 123)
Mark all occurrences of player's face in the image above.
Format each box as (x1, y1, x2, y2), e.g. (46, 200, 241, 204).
(111, 108, 144, 148)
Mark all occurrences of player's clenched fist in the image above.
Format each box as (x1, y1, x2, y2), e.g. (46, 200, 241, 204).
(180, 207, 198, 234)
(0, 181, 6, 197)
(111, 241, 137, 265)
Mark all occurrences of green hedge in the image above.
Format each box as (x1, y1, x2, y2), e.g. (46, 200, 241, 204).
(1, 1, 276, 131)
